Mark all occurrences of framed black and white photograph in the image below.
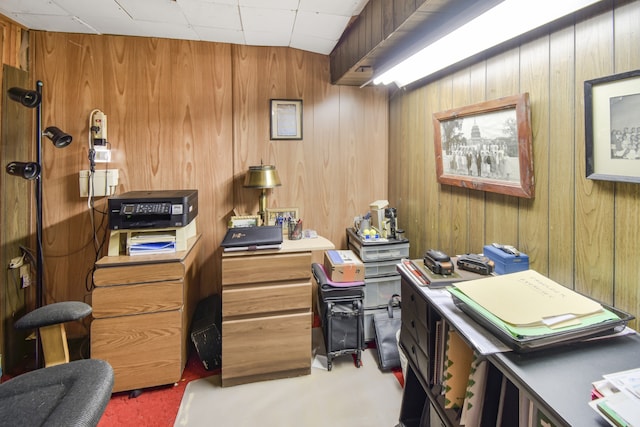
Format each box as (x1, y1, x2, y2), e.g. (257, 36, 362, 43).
(433, 93, 534, 198)
(585, 69, 640, 183)
(270, 99, 303, 140)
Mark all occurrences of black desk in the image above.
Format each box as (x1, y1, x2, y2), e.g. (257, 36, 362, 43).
(493, 333, 640, 426)
(397, 265, 640, 427)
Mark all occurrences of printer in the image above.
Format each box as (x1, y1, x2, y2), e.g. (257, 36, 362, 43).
(108, 189, 198, 230)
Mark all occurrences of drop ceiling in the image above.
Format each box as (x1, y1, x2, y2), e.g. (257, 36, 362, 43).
(0, 0, 369, 55)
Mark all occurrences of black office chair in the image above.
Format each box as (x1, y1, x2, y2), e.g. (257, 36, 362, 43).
(14, 301, 92, 367)
(0, 358, 114, 426)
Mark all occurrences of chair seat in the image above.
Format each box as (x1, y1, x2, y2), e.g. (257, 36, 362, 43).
(0, 359, 114, 427)
(14, 301, 92, 329)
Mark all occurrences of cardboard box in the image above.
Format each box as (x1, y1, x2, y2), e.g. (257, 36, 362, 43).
(324, 250, 365, 282)
(483, 245, 529, 275)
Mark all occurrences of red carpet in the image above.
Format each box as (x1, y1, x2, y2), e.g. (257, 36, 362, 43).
(98, 351, 214, 427)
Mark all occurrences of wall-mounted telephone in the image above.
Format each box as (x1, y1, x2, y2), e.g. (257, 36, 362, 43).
(89, 109, 111, 164)
(90, 109, 108, 145)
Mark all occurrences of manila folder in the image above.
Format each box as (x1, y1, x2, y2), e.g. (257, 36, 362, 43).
(453, 269, 603, 326)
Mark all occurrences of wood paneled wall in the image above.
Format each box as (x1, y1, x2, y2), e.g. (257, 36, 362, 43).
(23, 32, 387, 325)
(388, 0, 640, 330)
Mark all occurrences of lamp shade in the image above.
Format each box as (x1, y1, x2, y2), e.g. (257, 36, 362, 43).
(243, 164, 282, 188)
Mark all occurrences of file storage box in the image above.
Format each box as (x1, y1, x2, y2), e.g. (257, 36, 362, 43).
(324, 250, 365, 282)
(483, 245, 529, 275)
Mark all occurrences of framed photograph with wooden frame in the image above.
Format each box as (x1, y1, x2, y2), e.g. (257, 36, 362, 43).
(432, 93, 534, 198)
(270, 99, 303, 140)
(584, 69, 640, 183)
(228, 215, 260, 228)
(265, 208, 299, 228)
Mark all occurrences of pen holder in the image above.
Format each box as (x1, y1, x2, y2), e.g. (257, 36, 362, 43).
(288, 220, 303, 240)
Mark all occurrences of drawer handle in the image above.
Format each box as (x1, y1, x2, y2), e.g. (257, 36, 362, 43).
(411, 320, 415, 329)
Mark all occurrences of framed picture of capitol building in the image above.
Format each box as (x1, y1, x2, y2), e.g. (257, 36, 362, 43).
(432, 93, 535, 198)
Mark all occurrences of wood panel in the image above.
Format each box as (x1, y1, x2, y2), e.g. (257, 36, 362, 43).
(548, 27, 577, 288)
(18, 32, 388, 338)
(1, 65, 33, 373)
(612, 0, 640, 331)
(388, 1, 640, 330)
(574, 10, 615, 304)
(519, 36, 550, 275)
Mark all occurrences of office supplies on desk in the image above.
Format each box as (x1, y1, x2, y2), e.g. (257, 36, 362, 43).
(398, 258, 488, 288)
(589, 367, 640, 427)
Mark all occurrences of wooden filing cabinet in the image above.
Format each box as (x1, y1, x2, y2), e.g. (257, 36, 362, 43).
(221, 237, 334, 387)
(91, 235, 201, 393)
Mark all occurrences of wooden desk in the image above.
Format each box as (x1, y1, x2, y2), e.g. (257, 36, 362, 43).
(221, 236, 334, 387)
(91, 234, 201, 393)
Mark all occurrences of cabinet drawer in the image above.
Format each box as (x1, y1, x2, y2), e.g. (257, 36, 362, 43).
(222, 281, 311, 318)
(91, 310, 183, 392)
(222, 252, 311, 285)
(92, 280, 184, 318)
(401, 279, 429, 332)
(400, 327, 430, 384)
(402, 306, 429, 351)
(94, 261, 186, 286)
(222, 312, 311, 385)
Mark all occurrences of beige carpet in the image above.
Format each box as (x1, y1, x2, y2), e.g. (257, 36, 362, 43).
(174, 329, 403, 427)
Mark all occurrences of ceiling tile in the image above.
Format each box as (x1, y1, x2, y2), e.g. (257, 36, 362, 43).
(298, 0, 368, 16)
(0, 0, 66, 15)
(181, 2, 241, 30)
(293, 11, 349, 41)
(5, 13, 96, 33)
(54, 0, 128, 20)
(290, 34, 336, 55)
(239, 0, 298, 9)
(193, 26, 245, 44)
(243, 30, 290, 47)
(117, 0, 188, 24)
(240, 6, 295, 33)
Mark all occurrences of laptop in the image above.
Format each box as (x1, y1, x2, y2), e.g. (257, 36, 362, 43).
(221, 226, 283, 251)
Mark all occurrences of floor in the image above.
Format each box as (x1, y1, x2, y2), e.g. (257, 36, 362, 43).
(174, 328, 404, 427)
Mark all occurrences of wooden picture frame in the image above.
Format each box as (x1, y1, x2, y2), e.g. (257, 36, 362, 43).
(265, 208, 299, 227)
(584, 69, 640, 183)
(270, 99, 303, 140)
(433, 93, 534, 198)
(228, 215, 260, 228)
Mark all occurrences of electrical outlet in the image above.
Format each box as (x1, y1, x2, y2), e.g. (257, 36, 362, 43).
(79, 169, 119, 197)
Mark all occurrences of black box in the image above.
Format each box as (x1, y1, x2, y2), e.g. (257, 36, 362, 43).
(190, 294, 221, 370)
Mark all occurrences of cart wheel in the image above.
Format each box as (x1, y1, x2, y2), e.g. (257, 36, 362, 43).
(355, 354, 361, 368)
(327, 360, 333, 371)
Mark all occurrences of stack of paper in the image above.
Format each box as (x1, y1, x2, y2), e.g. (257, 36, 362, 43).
(589, 368, 640, 426)
(128, 233, 177, 255)
(448, 270, 621, 339)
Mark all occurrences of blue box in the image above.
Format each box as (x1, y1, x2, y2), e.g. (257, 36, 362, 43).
(483, 245, 529, 275)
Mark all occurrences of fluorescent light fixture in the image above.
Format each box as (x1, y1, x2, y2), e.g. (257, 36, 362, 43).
(373, 0, 601, 87)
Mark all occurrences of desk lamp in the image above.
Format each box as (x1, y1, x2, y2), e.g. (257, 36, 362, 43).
(243, 163, 281, 225)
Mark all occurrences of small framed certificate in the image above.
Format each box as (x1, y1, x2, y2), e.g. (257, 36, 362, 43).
(270, 99, 303, 140)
